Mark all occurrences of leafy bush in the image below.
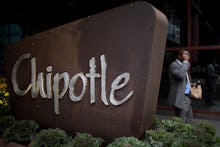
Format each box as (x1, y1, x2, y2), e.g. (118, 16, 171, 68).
(31, 128, 71, 147)
(68, 132, 104, 147)
(3, 119, 39, 144)
(193, 121, 220, 146)
(153, 115, 162, 129)
(161, 117, 195, 140)
(0, 115, 15, 137)
(145, 128, 200, 147)
(145, 116, 220, 147)
(145, 129, 174, 146)
(0, 77, 11, 115)
(106, 136, 150, 147)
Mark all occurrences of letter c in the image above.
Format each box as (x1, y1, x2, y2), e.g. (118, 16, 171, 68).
(12, 53, 32, 96)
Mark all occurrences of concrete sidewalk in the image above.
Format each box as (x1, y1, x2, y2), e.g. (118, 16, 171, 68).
(157, 114, 220, 137)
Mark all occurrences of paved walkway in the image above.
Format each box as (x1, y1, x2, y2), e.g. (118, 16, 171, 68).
(158, 97, 220, 112)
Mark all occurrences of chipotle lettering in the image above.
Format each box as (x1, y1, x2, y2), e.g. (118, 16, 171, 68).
(12, 53, 133, 114)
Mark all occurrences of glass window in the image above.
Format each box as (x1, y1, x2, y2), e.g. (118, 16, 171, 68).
(158, 50, 220, 112)
(0, 24, 23, 74)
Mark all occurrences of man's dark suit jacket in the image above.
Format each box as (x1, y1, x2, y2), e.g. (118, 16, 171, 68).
(168, 59, 190, 109)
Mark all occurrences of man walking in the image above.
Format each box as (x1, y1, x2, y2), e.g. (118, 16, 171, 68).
(168, 49, 192, 123)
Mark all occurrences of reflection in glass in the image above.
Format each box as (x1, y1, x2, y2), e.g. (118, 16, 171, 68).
(158, 50, 220, 112)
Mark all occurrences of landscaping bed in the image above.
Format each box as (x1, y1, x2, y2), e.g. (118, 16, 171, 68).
(1, 77, 220, 146)
(0, 115, 220, 147)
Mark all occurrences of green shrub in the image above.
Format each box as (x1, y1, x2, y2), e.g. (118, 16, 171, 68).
(161, 117, 195, 140)
(68, 132, 104, 147)
(0, 115, 15, 137)
(145, 129, 174, 146)
(145, 116, 220, 147)
(31, 128, 71, 147)
(3, 119, 39, 144)
(161, 117, 193, 133)
(193, 121, 220, 146)
(106, 136, 150, 147)
(170, 139, 203, 147)
(153, 115, 162, 129)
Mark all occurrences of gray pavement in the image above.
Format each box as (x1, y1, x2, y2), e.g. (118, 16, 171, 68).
(158, 97, 220, 112)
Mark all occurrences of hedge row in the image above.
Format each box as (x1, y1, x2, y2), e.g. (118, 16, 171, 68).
(0, 115, 220, 147)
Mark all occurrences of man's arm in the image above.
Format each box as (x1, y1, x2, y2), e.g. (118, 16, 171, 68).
(170, 61, 190, 80)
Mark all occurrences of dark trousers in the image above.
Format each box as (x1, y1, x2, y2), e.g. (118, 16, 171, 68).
(174, 95, 193, 123)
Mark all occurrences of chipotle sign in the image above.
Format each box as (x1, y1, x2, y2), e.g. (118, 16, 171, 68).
(11, 54, 133, 115)
(4, 1, 168, 141)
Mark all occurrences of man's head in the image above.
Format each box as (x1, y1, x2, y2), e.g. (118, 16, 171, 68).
(178, 49, 190, 62)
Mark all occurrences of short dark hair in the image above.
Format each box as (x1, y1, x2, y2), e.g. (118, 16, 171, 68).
(178, 49, 189, 56)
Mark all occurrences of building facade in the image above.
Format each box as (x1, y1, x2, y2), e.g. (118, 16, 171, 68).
(1, 0, 220, 113)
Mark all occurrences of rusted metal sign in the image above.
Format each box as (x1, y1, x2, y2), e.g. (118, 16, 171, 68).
(4, 1, 168, 141)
